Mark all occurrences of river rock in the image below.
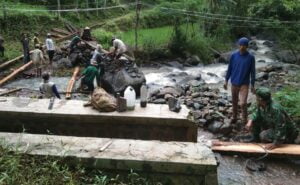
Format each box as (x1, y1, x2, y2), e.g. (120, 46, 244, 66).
(262, 63, 283, 72)
(208, 121, 223, 133)
(207, 72, 218, 77)
(164, 94, 174, 100)
(186, 55, 201, 66)
(56, 58, 73, 68)
(257, 59, 266, 63)
(188, 80, 203, 93)
(263, 40, 274, 47)
(166, 61, 184, 69)
(249, 40, 258, 50)
(153, 98, 166, 104)
(198, 119, 207, 126)
(274, 50, 300, 64)
(157, 86, 183, 97)
(218, 99, 227, 106)
(256, 72, 269, 81)
(218, 52, 231, 64)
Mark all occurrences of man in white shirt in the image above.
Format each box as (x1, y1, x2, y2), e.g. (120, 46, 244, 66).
(31, 44, 44, 77)
(111, 37, 127, 59)
(45, 33, 55, 65)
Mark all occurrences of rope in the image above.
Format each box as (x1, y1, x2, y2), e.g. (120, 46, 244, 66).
(142, 2, 300, 24)
(244, 143, 269, 172)
(3, 3, 136, 13)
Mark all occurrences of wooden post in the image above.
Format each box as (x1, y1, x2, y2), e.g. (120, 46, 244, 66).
(2, 0, 7, 31)
(76, 0, 80, 19)
(86, 0, 89, 16)
(103, 0, 107, 17)
(57, 0, 61, 19)
(135, 0, 142, 51)
(0, 61, 33, 87)
(96, 0, 99, 16)
(65, 66, 80, 100)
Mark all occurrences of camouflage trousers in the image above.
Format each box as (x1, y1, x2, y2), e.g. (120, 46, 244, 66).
(254, 128, 299, 144)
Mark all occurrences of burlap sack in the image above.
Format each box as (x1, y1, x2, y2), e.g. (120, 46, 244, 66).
(91, 87, 116, 112)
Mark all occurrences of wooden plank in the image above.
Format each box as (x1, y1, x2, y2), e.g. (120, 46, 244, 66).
(212, 141, 300, 156)
(0, 61, 33, 86)
(0, 88, 22, 96)
(56, 33, 76, 43)
(51, 28, 71, 35)
(50, 33, 65, 39)
(65, 24, 75, 33)
(0, 50, 34, 71)
(65, 66, 80, 99)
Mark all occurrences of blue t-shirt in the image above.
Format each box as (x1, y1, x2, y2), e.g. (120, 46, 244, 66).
(225, 50, 255, 86)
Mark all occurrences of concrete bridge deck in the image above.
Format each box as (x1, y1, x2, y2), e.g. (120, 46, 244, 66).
(0, 132, 217, 185)
(0, 97, 197, 142)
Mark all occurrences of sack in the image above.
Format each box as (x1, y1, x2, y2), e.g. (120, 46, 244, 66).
(91, 87, 116, 112)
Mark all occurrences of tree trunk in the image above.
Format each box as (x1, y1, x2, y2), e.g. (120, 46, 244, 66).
(57, 0, 61, 19)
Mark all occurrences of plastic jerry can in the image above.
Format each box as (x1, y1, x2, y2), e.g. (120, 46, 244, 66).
(124, 86, 136, 110)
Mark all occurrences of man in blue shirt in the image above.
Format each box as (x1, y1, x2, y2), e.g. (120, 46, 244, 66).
(224, 37, 256, 124)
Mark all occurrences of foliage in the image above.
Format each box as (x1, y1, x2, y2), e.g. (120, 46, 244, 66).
(274, 87, 300, 124)
(0, 145, 158, 185)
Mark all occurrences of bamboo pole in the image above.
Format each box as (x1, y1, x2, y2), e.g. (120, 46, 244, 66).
(51, 28, 71, 35)
(0, 88, 22, 96)
(0, 61, 33, 87)
(65, 66, 80, 99)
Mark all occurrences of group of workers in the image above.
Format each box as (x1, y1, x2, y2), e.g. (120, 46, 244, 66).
(39, 27, 128, 102)
(225, 37, 299, 150)
(20, 32, 56, 77)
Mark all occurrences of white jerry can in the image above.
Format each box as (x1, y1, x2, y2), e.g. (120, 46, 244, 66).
(124, 86, 136, 110)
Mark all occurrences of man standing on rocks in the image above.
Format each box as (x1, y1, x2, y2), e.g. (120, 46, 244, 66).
(45, 33, 55, 65)
(21, 33, 30, 64)
(224, 37, 256, 124)
(31, 44, 45, 77)
(245, 87, 299, 150)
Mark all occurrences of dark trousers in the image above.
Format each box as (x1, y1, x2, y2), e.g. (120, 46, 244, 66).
(23, 50, 30, 64)
(47, 50, 55, 63)
(0, 45, 4, 57)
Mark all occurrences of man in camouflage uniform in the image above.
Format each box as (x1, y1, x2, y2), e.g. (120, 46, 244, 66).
(246, 87, 299, 150)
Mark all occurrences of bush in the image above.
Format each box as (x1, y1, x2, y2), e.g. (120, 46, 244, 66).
(274, 87, 300, 125)
(92, 29, 116, 49)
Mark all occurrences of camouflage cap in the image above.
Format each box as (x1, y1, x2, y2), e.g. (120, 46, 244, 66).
(256, 87, 271, 101)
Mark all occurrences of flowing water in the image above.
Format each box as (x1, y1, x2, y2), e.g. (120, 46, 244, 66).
(143, 40, 300, 185)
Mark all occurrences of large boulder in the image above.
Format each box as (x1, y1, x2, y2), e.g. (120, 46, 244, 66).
(274, 50, 300, 64)
(100, 58, 146, 95)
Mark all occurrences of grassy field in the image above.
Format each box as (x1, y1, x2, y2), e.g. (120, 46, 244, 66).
(92, 25, 174, 50)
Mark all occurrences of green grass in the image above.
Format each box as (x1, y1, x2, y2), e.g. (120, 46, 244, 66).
(0, 144, 158, 185)
(3, 2, 52, 17)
